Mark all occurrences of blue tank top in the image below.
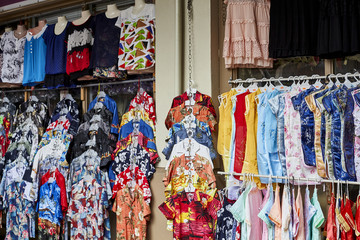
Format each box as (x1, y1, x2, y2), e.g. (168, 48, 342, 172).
(23, 25, 48, 86)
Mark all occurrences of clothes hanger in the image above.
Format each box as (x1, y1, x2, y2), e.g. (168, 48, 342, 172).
(300, 75, 311, 91)
(343, 73, 354, 88)
(267, 78, 276, 92)
(94, 101, 104, 110)
(97, 91, 106, 99)
(311, 74, 323, 89)
(246, 78, 258, 92)
(275, 77, 288, 91)
(260, 78, 269, 92)
(335, 73, 342, 88)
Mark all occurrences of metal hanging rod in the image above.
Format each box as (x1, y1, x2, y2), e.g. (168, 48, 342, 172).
(228, 72, 360, 84)
(217, 171, 360, 186)
(0, 77, 155, 93)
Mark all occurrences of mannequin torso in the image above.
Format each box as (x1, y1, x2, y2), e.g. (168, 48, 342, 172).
(55, 16, 68, 35)
(29, 20, 47, 36)
(14, 25, 27, 39)
(105, 4, 121, 18)
(72, 10, 91, 26)
(132, 0, 146, 15)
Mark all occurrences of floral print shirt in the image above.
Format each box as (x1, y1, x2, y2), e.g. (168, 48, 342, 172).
(112, 166, 152, 204)
(171, 90, 217, 119)
(159, 190, 221, 240)
(352, 90, 360, 181)
(165, 102, 217, 132)
(67, 176, 109, 240)
(128, 90, 156, 126)
(112, 185, 151, 240)
(216, 196, 237, 240)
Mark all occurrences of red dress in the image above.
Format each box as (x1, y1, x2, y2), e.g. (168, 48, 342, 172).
(233, 91, 250, 178)
(342, 197, 355, 240)
(355, 195, 360, 239)
(327, 193, 337, 240)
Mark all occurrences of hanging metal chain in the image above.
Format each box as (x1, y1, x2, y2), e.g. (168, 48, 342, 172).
(187, 0, 194, 89)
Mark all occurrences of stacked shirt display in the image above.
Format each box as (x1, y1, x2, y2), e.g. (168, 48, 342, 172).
(159, 89, 220, 240)
(66, 91, 117, 240)
(0, 95, 49, 239)
(109, 88, 157, 240)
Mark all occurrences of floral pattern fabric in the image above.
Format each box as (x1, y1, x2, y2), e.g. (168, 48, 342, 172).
(128, 90, 156, 125)
(112, 166, 152, 204)
(352, 90, 360, 181)
(216, 196, 236, 240)
(159, 190, 221, 240)
(165, 102, 217, 132)
(284, 87, 320, 184)
(112, 185, 151, 240)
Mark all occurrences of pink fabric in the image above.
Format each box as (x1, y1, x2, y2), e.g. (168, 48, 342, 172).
(223, 0, 273, 68)
(292, 188, 299, 237)
(246, 186, 263, 239)
(295, 187, 305, 240)
(260, 187, 270, 240)
(269, 184, 282, 240)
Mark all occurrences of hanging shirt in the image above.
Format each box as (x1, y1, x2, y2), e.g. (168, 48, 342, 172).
(281, 185, 292, 240)
(23, 25, 48, 86)
(242, 89, 264, 189)
(258, 184, 275, 240)
(269, 184, 282, 240)
(37, 180, 63, 239)
(232, 90, 250, 176)
(171, 90, 217, 119)
(295, 187, 305, 240)
(165, 102, 217, 132)
(246, 186, 263, 240)
(323, 87, 355, 181)
(0, 31, 26, 84)
(268, 92, 288, 178)
(120, 108, 155, 133)
(40, 169, 67, 213)
(355, 195, 360, 239)
(304, 187, 316, 240)
(291, 86, 317, 166)
(305, 88, 328, 178)
(116, 4, 155, 71)
(112, 184, 151, 240)
(159, 190, 221, 240)
(88, 94, 119, 134)
(128, 90, 156, 125)
(310, 187, 324, 240)
(216, 196, 236, 240)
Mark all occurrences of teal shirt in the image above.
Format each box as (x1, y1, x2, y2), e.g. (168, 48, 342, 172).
(310, 188, 324, 240)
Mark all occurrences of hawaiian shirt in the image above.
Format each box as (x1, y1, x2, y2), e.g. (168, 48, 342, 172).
(83, 105, 113, 133)
(163, 124, 216, 160)
(111, 144, 156, 182)
(88, 95, 119, 134)
(50, 96, 80, 136)
(167, 118, 212, 140)
(78, 119, 110, 136)
(164, 154, 216, 188)
(67, 176, 109, 240)
(46, 117, 70, 134)
(1, 180, 36, 240)
(119, 119, 156, 149)
(40, 169, 68, 213)
(128, 90, 156, 126)
(113, 132, 159, 164)
(171, 90, 217, 119)
(120, 108, 155, 133)
(216, 196, 237, 240)
(159, 190, 221, 240)
(37, 181, 63, 229)
(165, 102, 217, 132)
(112, 185, 151, 240)
(112, 166, 152, 204)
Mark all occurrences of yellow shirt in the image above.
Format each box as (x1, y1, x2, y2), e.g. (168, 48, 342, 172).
(242, 89, 265, 189)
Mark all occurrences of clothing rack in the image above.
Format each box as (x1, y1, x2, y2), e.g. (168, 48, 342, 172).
(228, 72, 360, 84)
(217, 171, 360, 186)
(0, 77, 155, 93)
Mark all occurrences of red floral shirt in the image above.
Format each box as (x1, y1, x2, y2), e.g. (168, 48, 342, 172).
(129, 91, 156, 126)
(112, 166, 152, 204)
(159, 190, 221, 240)
(171, 91, 217, 119)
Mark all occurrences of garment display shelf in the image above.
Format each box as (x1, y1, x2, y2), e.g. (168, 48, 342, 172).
(0, 77, 155, 93)
(217, 171, 360, 186)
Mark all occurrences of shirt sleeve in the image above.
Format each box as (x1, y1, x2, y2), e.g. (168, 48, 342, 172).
(206, 197, 221, 220)
(158, 197, 176, 220)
